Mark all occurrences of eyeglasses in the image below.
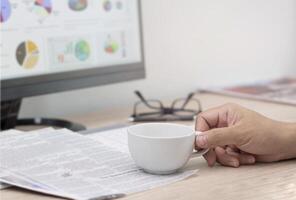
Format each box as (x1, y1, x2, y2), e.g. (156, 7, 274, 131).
(129, 91, 202, 122)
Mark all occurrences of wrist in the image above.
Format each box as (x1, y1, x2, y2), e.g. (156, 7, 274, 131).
(278, 122, 296, 160)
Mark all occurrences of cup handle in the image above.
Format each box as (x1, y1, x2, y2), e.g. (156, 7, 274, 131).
(190, 131, 209, 158)
(191, 148, 209, 158)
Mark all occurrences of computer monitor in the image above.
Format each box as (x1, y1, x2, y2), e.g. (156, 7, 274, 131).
(0, 0, 145, 130)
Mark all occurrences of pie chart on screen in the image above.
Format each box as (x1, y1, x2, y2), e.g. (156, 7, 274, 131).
(0, 0, 12, 23)
(103, 0, 112, 12)
(75, 40, 90, 61)
(33, 0, 52, 18)
(105, 39, 119, 54)
(16, 41, 40, 69)
(69, 0, 88, 11)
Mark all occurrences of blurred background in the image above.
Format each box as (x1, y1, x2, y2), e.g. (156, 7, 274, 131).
(20, 0, 296, 118)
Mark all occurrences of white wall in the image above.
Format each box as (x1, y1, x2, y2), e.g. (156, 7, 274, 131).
(20, 0, 296, 118)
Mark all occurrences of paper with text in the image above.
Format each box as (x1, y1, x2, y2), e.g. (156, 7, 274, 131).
(0, 129, 26, 189)
(0, 128, 197, 200)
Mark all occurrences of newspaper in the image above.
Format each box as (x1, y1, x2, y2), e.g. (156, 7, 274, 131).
(200, 77, 296, 105)
(0, 128, 198, 200)
(86, 127, 129, 154)
(0, 129, 25, 189)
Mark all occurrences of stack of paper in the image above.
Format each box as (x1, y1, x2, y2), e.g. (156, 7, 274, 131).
(0, 128, 197, 200)
(200, 77, 296, 105)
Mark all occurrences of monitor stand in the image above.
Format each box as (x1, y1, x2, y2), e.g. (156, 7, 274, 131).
(1, 99, 86, 132)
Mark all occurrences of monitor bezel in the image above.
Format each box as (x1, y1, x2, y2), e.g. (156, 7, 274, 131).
(1, 0, 145, 101)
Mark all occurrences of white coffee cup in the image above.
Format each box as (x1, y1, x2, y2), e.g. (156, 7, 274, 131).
(127, 123, 208, 175)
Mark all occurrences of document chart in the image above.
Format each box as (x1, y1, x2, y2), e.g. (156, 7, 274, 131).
(0, 0, 142, 80)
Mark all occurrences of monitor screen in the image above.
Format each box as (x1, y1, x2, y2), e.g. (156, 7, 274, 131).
(0, 0, 143, 100)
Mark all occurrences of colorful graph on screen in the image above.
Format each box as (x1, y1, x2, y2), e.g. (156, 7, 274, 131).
(16, 41, 39, 69)
(55, 41, 75, 64)
(103, 0, 112, 12)
(49, 38, 92, 65)
(33, 0, 52, 21)
(75, 40, 90, 61)
(104, 37, 119, 54)
(102, 31, 127, 59)
(0, 0, 12, 23)
(1, 0, 140, 80)
(102, 0, 125, 12)
(68, 0, 88, 11)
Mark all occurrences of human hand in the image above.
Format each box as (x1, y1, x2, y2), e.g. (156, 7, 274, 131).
(195, 103, 296, 167)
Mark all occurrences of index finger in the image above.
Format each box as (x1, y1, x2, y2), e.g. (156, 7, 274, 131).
(195, 105, 229, 131)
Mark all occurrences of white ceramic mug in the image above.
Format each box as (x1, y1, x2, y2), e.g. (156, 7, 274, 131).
(127, 123, 209, 175)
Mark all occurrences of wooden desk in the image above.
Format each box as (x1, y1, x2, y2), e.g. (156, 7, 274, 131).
(1, 93, 296, 200)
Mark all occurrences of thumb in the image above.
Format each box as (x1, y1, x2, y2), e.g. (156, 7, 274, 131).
(196, 127, 237, 148)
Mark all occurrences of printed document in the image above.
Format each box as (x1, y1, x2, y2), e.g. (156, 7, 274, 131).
(0, 129, 25, 189)
(0, 128, 197, 200)
(200, 77, 296, 105)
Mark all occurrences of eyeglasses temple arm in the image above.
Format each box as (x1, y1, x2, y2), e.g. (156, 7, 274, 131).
(134, 90, 164, 109)
(180, 92, 195, 109)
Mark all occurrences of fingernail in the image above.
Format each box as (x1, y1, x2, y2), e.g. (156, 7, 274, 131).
(208, 162, 215, 167)
(229, 160, 239, 168)
(196, 134, 208, 148)
(248, 157, 255, 163)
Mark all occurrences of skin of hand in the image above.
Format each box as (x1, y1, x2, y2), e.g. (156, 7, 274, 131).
(195, 103, 296, 168)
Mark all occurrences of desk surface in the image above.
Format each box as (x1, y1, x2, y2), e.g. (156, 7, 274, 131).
(1, 93, 296, 200)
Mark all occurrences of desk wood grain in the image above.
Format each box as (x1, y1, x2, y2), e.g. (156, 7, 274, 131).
(1, 93, 296, 200)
